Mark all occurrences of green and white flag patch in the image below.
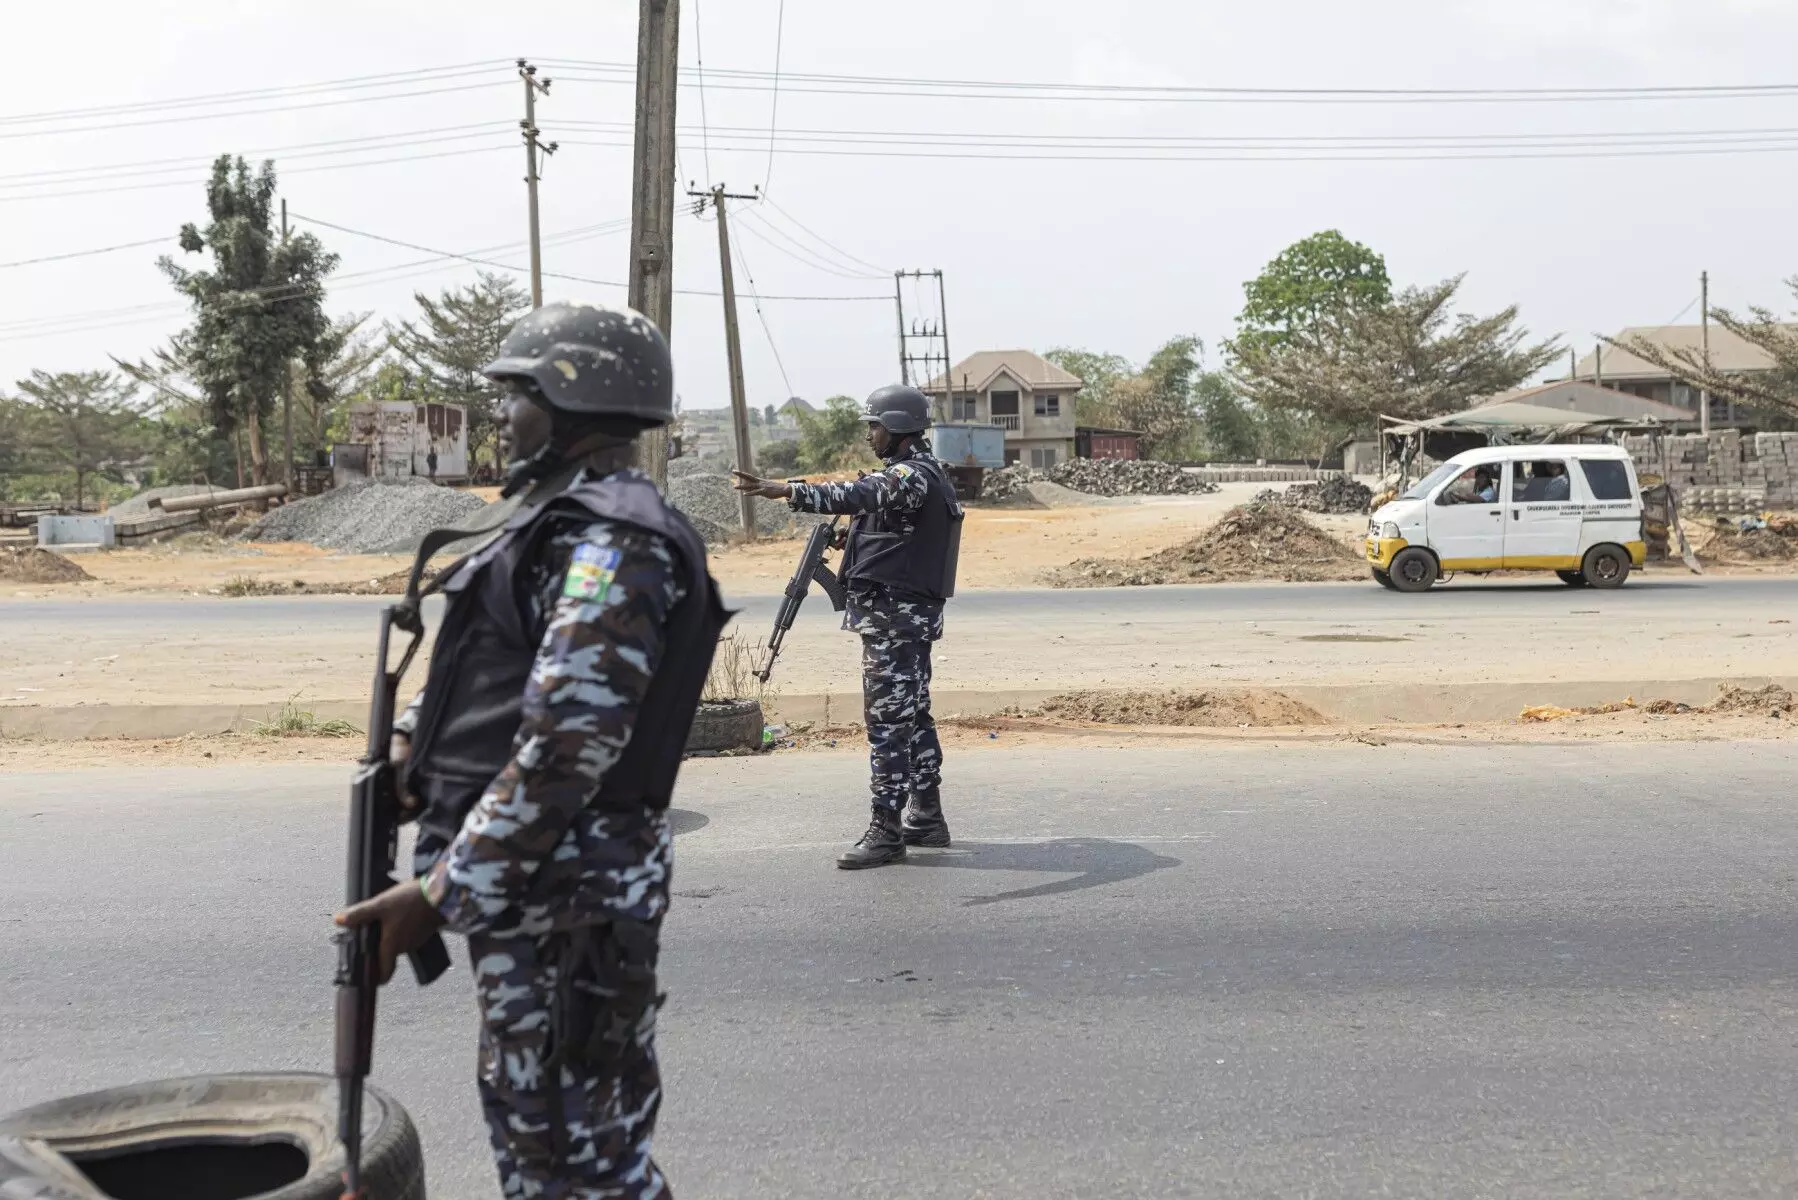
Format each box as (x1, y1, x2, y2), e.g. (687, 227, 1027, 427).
(562, 543, 622, 601)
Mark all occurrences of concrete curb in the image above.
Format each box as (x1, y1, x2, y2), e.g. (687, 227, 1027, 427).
(5, 676, 1796, 741)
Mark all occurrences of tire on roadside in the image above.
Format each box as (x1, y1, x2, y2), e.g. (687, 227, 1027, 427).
(1371, 569, 1398, 590)
(1385, 547, 1439, 593)
(1555, 569, 1588, 587)
(1580, 544, 1631, 590)
(0, 1073, 425, 1200)
(685, 697, 765, 754)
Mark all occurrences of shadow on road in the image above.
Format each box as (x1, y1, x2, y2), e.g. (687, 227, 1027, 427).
(906, 837, 1180, 906)
(670, 809, 709, 836)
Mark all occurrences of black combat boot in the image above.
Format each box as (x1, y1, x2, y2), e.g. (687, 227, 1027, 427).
(837, 805, 907, 870)
(901, 787, 951, 848)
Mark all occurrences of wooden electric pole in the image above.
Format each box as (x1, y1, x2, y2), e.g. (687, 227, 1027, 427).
(1700, 270, 1711, 436)
(280, 199, 293, 487)
(693, 184, 762, 537)
(518, 59, 556, 308)
(629, 0, 680, 488)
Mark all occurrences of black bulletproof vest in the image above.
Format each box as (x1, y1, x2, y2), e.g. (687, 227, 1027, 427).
(840, 451, 963, 600)
(406, 469, 729, 842)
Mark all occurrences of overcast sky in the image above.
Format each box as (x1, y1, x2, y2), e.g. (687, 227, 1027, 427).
(2, 0, 1795, 411)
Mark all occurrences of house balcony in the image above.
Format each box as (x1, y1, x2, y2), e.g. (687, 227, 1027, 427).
(991, 414, 1021, 431)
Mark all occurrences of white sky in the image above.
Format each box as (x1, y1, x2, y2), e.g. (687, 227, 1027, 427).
(2, 0, 1795, 410)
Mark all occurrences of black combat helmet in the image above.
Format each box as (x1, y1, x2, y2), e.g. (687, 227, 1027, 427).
(483, 301, 673, 426)
(863, 384, 932, 435)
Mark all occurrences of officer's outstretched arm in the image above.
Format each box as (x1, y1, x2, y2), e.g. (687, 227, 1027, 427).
(421, 524, 681, 934)
(788, 462, 929, 516)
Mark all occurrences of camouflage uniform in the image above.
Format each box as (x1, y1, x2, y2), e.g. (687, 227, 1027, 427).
(398, 488, 685, 1200)
(788, 448, 945, 811)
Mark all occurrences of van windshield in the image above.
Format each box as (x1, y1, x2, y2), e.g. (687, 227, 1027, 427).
(1400, 461, 1466, 501)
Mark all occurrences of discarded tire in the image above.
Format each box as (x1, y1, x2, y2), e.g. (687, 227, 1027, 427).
(684, 697, 765, 754)
(0, 1073, 425, 1200)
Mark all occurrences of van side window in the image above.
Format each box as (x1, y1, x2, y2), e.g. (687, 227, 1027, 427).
(1580, 459, 1633, 501)
(1512, 460, 1571, 503)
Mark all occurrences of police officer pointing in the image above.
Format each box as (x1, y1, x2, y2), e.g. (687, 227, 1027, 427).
(733, 384, 962, 869)
(335, 301, 727, 1199)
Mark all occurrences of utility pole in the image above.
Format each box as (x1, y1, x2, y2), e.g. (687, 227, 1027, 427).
(1700, 270, 1711, 436)
(629, 0, 680, 488)
(894, 273, 910, 385)
(280, 200, 293, 488)
(518, 59, 556, 308)
(895, 269, 954, 418)
(693, 184, 762, 537)
(1568, 346, 1576, 381)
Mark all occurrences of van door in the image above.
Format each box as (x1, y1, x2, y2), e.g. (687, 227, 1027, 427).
(1427, 463, 1506, 569)
(1504, 458, 1584, 568)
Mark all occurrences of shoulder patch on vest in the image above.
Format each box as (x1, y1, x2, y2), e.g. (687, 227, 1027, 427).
(890, 463, 916, 478)
(562, 543, 622, 601)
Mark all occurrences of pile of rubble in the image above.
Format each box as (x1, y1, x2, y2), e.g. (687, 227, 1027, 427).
(1254, 476, 1374, 515)
(0, 547, 93, 584)
(1050, 501, 1365, 587)
(1048, 458, 1220, 496)
(240, 479, 488, 554)
(1027, 688, 1329, 727)
(1521, 683, 1794, 722)
(978, 459, 1221, 503)
(1696, 513, 1798, 563)
(666, 472, 825, 546)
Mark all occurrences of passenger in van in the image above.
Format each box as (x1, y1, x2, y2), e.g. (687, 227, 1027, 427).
(1473, 467, 1497, 503)
(1539, 461, 1570, 501)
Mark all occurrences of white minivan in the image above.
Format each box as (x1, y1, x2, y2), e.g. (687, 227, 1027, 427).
(1366, 444, 1646, 592)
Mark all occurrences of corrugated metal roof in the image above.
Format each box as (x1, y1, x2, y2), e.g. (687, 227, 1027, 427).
(1574, 324, 1792, 379)
(926, 350, 1083, 393)
(1473, 380, 1692, 422)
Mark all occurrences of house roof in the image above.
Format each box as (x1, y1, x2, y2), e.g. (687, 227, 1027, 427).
(779, 396, 815, 413)
(926, 350, 1083, 394)
(1473, 380, 1693, 423)
(1574, 323, 1792, 380)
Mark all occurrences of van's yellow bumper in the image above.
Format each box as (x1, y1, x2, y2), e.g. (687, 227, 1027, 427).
(1627, 540, 1647, 566)
(1366, 536, 1407, 569)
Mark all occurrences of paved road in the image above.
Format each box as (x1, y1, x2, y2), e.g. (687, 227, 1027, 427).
(0, 572, 1784, 633)
(5, 742, 1796, 1197)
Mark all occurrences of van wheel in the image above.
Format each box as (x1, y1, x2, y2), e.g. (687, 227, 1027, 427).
(1581, 544, 1631, 589)
(1555, 569, 1589, 587)
(1372, 569, 1398, 590)
(1386, 547, 1439, 593)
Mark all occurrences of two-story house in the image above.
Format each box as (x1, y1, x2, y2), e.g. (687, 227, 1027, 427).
(927, 350, 1082, 468)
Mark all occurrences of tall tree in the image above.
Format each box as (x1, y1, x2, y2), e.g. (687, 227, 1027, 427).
(1233, 230, 1392, 358)
(1044, 347, 1133, 426)
(796, 395, 874, 471)
(14, 370, 150, 507)
(297, 312, 385, 457)
(389, 272, 529, 471)
(1231, 275, 1562, 431)
(1194, 371, 1259, 460)
(0, 392, 37, 501)
(159, 155, 339, 487)
(1603, 277, 1798, 417)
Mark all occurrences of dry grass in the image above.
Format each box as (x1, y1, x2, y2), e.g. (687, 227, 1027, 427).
(703, 632, 770, 703)
(251, 694, 362, 738)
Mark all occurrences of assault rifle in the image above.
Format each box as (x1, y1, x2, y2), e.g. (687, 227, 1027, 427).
(334, 582, 452, 1199)
(758, 517, 846, 684)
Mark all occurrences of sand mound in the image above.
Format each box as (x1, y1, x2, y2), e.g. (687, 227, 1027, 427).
(1028, 688, 1329, 727)
(0, 547, 94, 584)
(1051, 502, 1364, 586)
(1522, 682, 1795, 722)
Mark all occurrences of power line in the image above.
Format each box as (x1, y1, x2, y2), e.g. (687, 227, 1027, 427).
(0, 62, 509, 127)
(0, 237, 170, 270)
(732, 236, 795, 396)
(0, 142, 517, 204)
(541, 59, 1798, 104)
(763, 0, 787, 192)
(0, 80, 512, 143)
(758, 195, 888, 274)
(692, 0, 715, 183)
(733, 207, 887, 281)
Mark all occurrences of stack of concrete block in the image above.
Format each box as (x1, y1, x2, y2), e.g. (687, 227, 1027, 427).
(1622, 430, 1798, 512)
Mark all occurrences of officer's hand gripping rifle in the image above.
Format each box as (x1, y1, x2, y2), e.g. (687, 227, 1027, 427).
(758, 517, 846, 684)
(334, 569, 453, 1199)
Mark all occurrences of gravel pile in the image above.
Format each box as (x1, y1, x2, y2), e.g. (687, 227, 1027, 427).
(111, 484, 221, 515)
(668, 472, 824, 545)
(668, 452, 736, 480)
(1048, 458, 1220, 497)
(0, 547, 93, 584)
(977, 465, 1046, 503)
(241, 479, 488, 554)
(1253, 476, 1375, 515)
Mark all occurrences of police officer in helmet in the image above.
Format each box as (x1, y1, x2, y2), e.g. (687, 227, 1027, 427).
(336, 301, 727, 1199)
(733, 384, 962, 868)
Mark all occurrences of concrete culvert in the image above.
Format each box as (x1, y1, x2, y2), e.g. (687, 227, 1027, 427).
(0, 1073, 425, 1200)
